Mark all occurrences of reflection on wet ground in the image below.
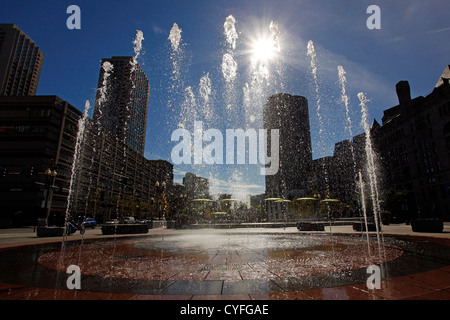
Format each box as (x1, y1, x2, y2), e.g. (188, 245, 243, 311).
(1, 231, 450, 299)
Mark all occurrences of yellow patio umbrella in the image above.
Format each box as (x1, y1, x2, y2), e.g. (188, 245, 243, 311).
(320, 199, 340, 203)
(192, 199, 214, 202)
(265, 197, 282, 201)
(296, 197, 319, 201)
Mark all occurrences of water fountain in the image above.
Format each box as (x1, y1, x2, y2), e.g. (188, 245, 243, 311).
(358, 92, 383, 249)
(63, 100, 91, 240)
(338, 65, 372, 254)
(4, 14, 450, 301)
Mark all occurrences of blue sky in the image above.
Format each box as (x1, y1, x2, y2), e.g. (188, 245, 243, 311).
(2, 0, 449, 200)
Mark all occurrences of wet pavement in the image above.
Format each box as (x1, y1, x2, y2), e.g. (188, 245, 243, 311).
(0, 225, 450, 300)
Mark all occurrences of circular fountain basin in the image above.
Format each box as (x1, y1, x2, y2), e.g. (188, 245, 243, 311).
(1, 230, 449, 298)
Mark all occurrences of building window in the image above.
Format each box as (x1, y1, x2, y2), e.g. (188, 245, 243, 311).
(444, 122, 450, 135)
(400, 153, 408, 165)
(444, 123, 450, 150)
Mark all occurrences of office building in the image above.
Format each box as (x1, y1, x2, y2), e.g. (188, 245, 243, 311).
(183, 172, 209, 199)
(0, 95, 173, 227)
(374, 66, 450, 221)
(309, 66, 450, 221)
(0, 96, 81, 226)
(74, 118, 173, 223)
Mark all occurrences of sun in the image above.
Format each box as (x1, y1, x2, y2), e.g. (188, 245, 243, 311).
(251, 36, 277, 64)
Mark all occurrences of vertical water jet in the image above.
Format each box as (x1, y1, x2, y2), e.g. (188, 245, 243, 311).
(358, 92, 382, 249)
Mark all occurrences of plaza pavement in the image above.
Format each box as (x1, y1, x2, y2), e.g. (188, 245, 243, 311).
(0, 223, 449, 300)
(1, 223, 450, 249)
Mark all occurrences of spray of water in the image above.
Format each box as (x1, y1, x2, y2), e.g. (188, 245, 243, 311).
(337, 66, 354, 140)
(307, 41, 322, 135)
(130, 30, 144, 78)
(307, 40, 329, 196)
(169, 23, 182, 52)
(221, 15, 240, 122)
(269, 20, 285, 92)
(167, 22, 186, 133)
(93, 61, 114, 155)
(168, 23, 184, 94)
(358, 92, 382, 248)
(132, 30, 144, 60)
(338, 66, 368, 229)
(199, 72, 213, 121)
(179, 86, 197, 129)
(224, 15, 238, 50)
(269, 21, 281, 53)
(63, 100, 91, 241)
(222, 53, 238, 83)
(337, 66, 359, 174)
(97, 61, 114, 107)
(359, 171, 371, 255)
(243, 83, 251, 112)
(58, 100, 90, 271)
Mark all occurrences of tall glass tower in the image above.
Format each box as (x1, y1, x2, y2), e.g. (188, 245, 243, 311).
(94, 56, 150, 155)
(263, 93, 313, 200)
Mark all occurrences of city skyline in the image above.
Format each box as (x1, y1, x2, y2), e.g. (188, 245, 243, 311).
(1, 0, 449, 198)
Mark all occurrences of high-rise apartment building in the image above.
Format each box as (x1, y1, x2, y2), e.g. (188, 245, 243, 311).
(0, 24, 44, 96)
(94, 56, 149, 155)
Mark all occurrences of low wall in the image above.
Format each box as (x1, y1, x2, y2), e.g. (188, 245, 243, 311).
(187, 222, 297, 229)
(152, 220, 166, 228)
(37, 226, 64, 237)
(411, 219, 443, 233)
(296, 222, 325, 231)
(352, 222, 377, 232)
(101, 224, 149, 235)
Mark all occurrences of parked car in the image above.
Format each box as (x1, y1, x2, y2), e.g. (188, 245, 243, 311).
(82, 218, 97, 229)
(124, 216, 136, 224)
(136, 218, 153, 228)
(105, 219, 119, 224)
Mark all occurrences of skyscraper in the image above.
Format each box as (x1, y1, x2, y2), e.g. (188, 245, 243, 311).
(94, 56, 150, 155)
(263, 93, 313, 201)
(0, 24, 44, 96)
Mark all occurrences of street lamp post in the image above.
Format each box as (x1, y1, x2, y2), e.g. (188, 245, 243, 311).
(44, 167, 57, 225)
(155, 181, 166, 220)
(179, 193, 187, 227)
